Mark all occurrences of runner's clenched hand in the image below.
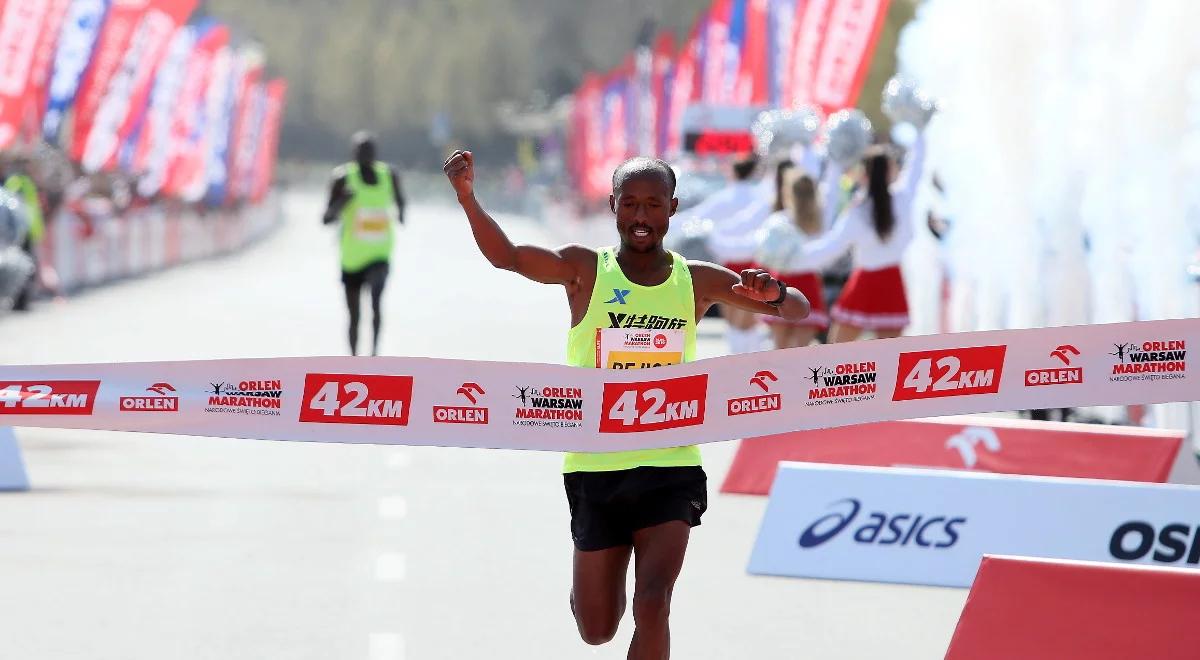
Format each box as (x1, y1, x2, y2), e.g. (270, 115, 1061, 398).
(443, 150, 474, 198)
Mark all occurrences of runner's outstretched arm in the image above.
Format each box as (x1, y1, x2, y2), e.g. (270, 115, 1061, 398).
(444, 149, 589, 285)
(690, 261, 811, 321)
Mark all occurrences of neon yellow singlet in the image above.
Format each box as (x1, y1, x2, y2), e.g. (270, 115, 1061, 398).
(338, 162, 396, 272)
(5, 174, 43, 243)
(563, 247, 702, 473)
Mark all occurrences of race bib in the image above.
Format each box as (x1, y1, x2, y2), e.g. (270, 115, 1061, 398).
(353, 207, 392, 242)
(596, 328, 684, 369)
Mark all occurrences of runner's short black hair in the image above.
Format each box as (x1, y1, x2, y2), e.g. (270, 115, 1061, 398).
(612, 157, 676, 196)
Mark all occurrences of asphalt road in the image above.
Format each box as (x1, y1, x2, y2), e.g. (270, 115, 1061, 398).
(0, 189, 971, 659)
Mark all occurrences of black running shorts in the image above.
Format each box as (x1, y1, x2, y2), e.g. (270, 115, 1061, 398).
(563, 465, 707, 551)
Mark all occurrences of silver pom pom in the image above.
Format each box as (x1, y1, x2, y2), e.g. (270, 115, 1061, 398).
(881, 75, 936, 129)
(822, 109, 874, 169)
(668, 217, 716, 263)
(752, 106, 821, 157)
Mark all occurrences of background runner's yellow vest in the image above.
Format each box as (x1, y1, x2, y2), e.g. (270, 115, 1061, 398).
(5, 174, 43, 243)
(339, 162, 396, 272)
(564, 247, 702, 473)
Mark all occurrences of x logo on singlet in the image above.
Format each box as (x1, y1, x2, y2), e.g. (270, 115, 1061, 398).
(605, 289, 631, 305)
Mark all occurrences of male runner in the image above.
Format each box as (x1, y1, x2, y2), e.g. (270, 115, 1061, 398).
(443, 149, 809, 658)
(322, 132, 405, 356)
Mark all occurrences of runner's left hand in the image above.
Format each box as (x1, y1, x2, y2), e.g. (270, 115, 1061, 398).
(732, 268, 783, 302)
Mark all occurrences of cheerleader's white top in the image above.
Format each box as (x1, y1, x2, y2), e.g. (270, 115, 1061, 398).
(802, 133, 926, 272)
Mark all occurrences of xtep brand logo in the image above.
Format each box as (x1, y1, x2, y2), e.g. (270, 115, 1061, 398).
(120, 382, 180, 412)
(1025, 345, 1084, 387)
(605, 289, 631, 305)
(606, 313, 687, 330)
(434, 382, 488, 424)
(728, 371, 781, 417)
(797, 498, 966, 550)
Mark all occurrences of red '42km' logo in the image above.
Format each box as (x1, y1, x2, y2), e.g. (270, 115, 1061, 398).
(600, 374, 708, 433)
(299, 373, 414, 426)
(892, 346, 1007, 401)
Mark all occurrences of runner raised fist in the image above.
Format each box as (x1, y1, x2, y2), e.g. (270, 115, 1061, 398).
(443, 150, 474, 198)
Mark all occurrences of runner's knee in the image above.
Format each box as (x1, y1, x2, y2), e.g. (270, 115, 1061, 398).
(632, 584, 672, 624)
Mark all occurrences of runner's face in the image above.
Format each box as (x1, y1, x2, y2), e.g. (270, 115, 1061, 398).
(610, 175, 677, 253)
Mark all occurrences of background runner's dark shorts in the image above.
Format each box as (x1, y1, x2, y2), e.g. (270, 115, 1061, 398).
(563, 466, 707, 551)
(341, 260, 389, 287)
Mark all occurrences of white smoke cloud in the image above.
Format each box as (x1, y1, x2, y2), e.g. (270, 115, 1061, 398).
(899, 0, 1200, 330)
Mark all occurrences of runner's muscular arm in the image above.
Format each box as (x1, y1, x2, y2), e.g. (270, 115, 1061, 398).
(689, 261, 810, 321)
(444, 149, 590, 285)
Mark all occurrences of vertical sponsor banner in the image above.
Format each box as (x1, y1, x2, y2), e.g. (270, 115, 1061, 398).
(702, 0, 731, 104)
(666, 22, 701, 157)
(226, 57, 262, 203)
(736, 0, 769, 106)
(43, 0, 109, 144)
(766, 0, 796, 107)
(184, 44, 232, 202)
(230, 81, 264, 202)
(67, 0, 149, 162)
(651, 32, 675, 157)
(809, 0, 890, 114)
(132, 23, 192, 196)
(21, 0, 71, 143)
(785, 0, 832, 108)
(0, 0, 53, 148)
(567, 73, 600, 199)
(723, 0, 748, 104)
(203, 45, 253, 206)
(161, 22, 226, 196)
(79, 0, 197, 172)
(250, 78, 285, 203)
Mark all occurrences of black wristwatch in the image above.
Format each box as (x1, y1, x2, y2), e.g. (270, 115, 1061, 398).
(767, 279, 788, 307)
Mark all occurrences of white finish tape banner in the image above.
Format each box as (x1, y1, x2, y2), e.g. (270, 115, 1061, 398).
(0, 318, 1194, 451)
(748, 462, 1200, 587)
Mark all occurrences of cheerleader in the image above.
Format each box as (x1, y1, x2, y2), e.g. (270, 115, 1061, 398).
(709, 158, 795, 353)
(801, 131, 926, 342)
(756, 173, 830, 348)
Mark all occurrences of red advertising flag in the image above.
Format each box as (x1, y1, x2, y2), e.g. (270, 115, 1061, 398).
(736, 0, 769, 106)
(810, 0, 890, 113)
(68, 0, 150, 161)
(227, 51, 264, 202)
(702, 0, 732, 104)
(251, 78, 286, 202)
(21, 0, 71, 142)
(162, 23, 228, 195)
(80, 0, 197, 172)
(650, 31, 675, 157)
(666, 21, 702, 156)
(785, 0, 833, 108)
(0, 0, 53, 148)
